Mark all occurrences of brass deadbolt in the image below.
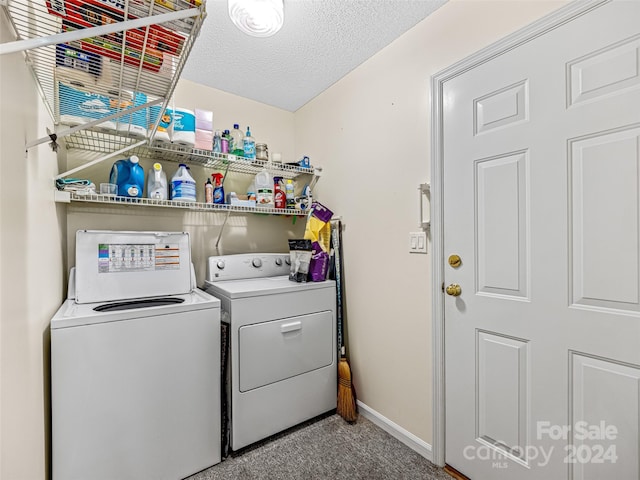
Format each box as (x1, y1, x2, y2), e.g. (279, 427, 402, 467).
(448, 254, 462, 268)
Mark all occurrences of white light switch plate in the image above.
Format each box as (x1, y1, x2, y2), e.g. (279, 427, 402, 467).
(409, 232, 427, 254)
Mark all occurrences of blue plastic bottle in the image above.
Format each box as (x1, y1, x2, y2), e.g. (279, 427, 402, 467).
(243, 126, 256, 160)
(109, 155, 144, 198)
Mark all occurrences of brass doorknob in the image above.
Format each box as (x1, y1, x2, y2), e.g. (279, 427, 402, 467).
(446, 284, 462, 296)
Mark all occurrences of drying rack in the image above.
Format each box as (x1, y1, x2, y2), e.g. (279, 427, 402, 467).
(0, 0, 205, 159)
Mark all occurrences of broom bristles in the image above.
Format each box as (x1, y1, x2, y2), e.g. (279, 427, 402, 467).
(337, 357, 357, 423)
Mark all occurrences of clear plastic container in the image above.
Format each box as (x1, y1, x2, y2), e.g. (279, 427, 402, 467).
(230, 124, 244, 156)
(254, 168, 273, 207)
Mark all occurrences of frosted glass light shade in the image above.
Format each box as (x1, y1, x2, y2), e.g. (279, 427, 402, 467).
(228, 0, 284, 38)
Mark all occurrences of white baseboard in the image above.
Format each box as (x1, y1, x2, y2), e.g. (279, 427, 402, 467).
(356, 400, 433, 462)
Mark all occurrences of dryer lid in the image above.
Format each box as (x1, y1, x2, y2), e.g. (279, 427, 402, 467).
(74, 230, 193, 304)
(204, 276, 335, 299)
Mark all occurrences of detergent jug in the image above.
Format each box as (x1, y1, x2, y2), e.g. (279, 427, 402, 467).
(109, 155, 144, 198)
(146, 162, 168, 200)
(171, 164, 197, 202)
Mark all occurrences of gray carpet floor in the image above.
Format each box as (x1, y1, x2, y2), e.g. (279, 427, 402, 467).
(187, 413, 452, 480)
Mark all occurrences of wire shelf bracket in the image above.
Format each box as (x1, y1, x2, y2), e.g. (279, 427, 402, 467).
(0, 8, 201, 56)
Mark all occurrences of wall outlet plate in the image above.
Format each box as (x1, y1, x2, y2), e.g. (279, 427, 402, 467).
(409, 231, 427, 254)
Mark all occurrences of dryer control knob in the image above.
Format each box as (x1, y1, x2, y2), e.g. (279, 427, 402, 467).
(216, 260, 225, 270)
(275, 258, 283, 266)
(252, 258, 262, 268)
(285, 257, 291, 266)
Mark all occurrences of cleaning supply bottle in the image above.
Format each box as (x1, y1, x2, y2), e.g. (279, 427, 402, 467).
(204, 177, 213, 204)
(146, 162, 168, 200)
(247, 180, 256, 202)
(221, 130, 230, 153)
(254, 167, 273, 207)
(212, 130, 222, 153)
(171, 163, 196, 202)
(274, 176, 285, 209)
(109, 155, 144, 198)
(230, 124, 244, 156)
(212, 173, 225, 204)
(243, 126, 256, 160)
(285, 179, 295, 209)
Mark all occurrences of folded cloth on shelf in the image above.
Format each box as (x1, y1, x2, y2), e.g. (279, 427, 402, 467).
(56, 178, 96, 195)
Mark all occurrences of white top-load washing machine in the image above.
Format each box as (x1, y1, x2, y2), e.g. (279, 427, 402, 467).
(204, 253, 337, 452)
(51, 230, 221, 480)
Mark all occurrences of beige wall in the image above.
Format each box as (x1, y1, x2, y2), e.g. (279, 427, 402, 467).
(295, 0, 566, 444)
(1, 65, 301, 479)
(0, 14, 66, 480)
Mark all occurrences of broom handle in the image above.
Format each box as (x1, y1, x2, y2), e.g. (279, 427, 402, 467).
(332, 220, 345, 354)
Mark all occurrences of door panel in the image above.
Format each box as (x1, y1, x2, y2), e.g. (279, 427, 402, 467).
(474, 80, 529, 135)
(476, 331, 529, 463)
(570, 127, 640, 311)
(568, 35, 640, 107)
(475, 151, 529, 298)
(443, 1, 640, 478)
(570, 353, 640, 479)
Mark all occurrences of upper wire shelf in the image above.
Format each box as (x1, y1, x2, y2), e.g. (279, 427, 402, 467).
(1, 0, 206, 141)
(64, 130, 318, 178)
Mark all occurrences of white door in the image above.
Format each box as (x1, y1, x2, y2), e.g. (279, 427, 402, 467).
(443, 1, 640, 478)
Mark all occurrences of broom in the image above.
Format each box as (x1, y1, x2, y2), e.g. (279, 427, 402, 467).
(332, 219, 357, 423)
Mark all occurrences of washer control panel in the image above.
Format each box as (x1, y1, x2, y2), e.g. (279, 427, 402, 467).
(206, 253, 291, 282)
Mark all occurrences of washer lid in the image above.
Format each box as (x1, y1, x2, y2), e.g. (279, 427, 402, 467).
(51, 288, 220, 329)
(74, 230, 193, 304)
(204, 276, 335, 299)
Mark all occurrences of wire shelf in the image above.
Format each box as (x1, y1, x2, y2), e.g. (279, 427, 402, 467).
(67, 192, 309, 216)
(148, 143, 317, 178)
(63, 130, 318, 178)
(65, 129, 147, 154)
(2, 0, 205, 134)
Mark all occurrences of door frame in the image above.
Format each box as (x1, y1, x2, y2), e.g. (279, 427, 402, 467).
(429, 0, 609, 467)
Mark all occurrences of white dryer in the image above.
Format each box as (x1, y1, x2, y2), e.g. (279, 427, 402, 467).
(51, 230, 221, 480)
(204, 253, 337, 451)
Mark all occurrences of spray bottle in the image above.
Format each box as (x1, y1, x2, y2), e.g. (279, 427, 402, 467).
(274, 176, 285, 209)
(212, 173, 225, 205)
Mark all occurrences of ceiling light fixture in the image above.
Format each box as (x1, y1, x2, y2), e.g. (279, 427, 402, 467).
(228, 0, 284, 38)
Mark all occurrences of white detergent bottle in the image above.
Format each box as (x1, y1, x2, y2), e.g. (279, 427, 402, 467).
(254, 167, 273, 208)
(147, 162, 168, 200)
(171, 163, 197, 202)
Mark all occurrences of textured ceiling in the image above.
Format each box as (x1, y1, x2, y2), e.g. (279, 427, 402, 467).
(181, 0, 448, 112)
